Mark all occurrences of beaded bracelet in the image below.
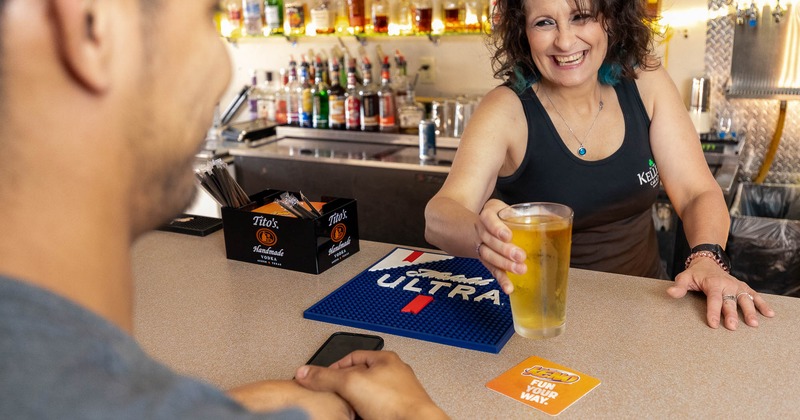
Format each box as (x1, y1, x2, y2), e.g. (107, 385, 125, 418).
(685, 250, 730, 273)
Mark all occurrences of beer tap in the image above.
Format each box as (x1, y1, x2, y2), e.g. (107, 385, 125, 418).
(772, 0, 784, 23)
(735, 2, 747, 25)
(746, 1, 759, 27)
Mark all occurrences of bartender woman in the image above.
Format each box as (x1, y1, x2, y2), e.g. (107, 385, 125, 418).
(424, 0, 774, 330)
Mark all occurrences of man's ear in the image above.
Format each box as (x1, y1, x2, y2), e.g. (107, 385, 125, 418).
(49, 0, 110, 93)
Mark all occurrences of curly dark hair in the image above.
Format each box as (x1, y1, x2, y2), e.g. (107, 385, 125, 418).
(487, 0, 660, 92)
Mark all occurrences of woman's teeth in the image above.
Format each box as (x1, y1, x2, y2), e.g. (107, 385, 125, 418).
(554, 52, 584, 65)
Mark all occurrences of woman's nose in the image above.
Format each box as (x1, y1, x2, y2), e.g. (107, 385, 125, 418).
(554, 24, 578, 51)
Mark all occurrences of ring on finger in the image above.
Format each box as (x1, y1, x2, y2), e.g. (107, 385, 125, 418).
(736, 291, 754, 301)
(722, 294, 737, 303)
(475, 243, 483, 257)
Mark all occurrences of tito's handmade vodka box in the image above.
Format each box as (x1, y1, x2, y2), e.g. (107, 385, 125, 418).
(221, 189, 359, 274)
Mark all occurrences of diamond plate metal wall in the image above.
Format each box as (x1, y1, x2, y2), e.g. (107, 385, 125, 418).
(707, 0, 800, 183)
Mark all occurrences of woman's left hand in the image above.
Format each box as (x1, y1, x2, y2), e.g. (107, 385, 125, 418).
(668, 258, 775, 330)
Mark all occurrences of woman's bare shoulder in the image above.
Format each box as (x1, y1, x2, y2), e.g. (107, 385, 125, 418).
(634, 65, 681, 115)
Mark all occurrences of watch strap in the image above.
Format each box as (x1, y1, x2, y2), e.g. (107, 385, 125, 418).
(685, 244, 731, 273)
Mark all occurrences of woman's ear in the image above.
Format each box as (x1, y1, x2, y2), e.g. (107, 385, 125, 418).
(49, 0, 111, 93)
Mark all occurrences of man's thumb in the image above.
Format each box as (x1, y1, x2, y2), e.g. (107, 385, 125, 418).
(294, 365, 340, 393)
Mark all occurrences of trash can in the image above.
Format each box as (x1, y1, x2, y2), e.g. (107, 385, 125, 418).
(727, 183, 800, 297)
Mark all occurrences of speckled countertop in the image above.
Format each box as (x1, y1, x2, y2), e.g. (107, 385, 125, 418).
(132, 230, 800, 419)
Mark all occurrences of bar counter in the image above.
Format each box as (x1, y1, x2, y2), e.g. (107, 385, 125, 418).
(132, 231, 800, 418)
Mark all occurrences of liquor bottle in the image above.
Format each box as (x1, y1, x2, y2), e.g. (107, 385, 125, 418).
(344, 62, 361, 131)
(413, 0, 432, 33)
(378, 57, 397, 132)
(488, 0, 499, 32)
(259, 70, 278, 123)
(311, 0, 336, 34)
(248, 70, 262, 120)
(265, 0, 284, 34)
(306, 56, 315, 82)
(223, 0, 243, 37)
(359, 60, 379, 132)
(297, 61, 313, 127)
(391, 0, 413, 35)
(397, 84, 425, 134)
(284, 0, 307, 36)
(443, 0, 461, 32)
(320, 57, 330, 85)
(347, 0, 366, 34)
(242, 0, 265, 36)
(205, 103, 222, 150)
(328, 63, 347, 130)
(371, 0, 389, 33)
(463, 0, 482, 31)
(392, 51, 408, 104)
(312, 60, 330, 129)
(285, 59, 300, 126)
(275, 68, 289, 124)
(334, 0, 350, 34)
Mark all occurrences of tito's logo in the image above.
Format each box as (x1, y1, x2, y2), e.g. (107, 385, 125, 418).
(522, 365, 580, 384)
(256, 228, 278, 246)
(331, 223, 347, 243)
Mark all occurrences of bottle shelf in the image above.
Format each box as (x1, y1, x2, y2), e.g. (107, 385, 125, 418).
(222, 30, 487, 46)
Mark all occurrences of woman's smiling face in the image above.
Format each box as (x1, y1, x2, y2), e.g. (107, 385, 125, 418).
(524, 0, 608, 88)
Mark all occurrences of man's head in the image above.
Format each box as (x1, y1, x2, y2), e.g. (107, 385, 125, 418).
(0, 0, 231, 238)
(0, 0, 231, 329)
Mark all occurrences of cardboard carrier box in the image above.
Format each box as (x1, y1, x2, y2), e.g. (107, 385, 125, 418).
(221, 189, 359, 274)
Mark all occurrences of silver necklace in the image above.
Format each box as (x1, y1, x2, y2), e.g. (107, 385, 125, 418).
(542, 87, 604, 157)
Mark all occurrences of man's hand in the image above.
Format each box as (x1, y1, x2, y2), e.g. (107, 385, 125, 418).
(294, 350, 449, 420)
(228, 379, 354, 419)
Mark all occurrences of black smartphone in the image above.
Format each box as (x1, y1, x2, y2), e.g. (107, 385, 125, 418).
(306, 332, 384, 367)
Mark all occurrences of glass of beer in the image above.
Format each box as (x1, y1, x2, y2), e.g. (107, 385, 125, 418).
(498, 202, 573, 339)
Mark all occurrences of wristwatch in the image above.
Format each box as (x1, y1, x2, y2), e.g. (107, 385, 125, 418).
(685, 243, 731, 273)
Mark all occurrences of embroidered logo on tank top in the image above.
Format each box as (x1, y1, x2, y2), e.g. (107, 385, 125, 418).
(636, 159, 660, 188)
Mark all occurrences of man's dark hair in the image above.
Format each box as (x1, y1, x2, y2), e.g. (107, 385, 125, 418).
(488, 0, 660, 93)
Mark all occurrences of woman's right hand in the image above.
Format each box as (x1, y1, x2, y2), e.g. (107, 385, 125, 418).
(475, 199, 528, 294)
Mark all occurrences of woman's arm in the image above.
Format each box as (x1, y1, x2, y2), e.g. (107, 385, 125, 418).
(637, 67, 729, 246)
(424, 86, 529, 293)
(637, 66, 774, 329)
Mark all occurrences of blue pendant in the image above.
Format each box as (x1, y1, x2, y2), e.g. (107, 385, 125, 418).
(578, 146, 587, 156)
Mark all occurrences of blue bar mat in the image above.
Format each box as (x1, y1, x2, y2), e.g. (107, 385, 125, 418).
(304, 247, 515, 353)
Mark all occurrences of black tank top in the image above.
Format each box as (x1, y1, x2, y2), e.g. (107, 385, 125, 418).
(495, 79, 664, 279)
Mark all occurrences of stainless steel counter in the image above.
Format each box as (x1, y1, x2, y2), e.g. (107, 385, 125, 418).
(228, 126, 459, 174)
(226, 126, 741, 193)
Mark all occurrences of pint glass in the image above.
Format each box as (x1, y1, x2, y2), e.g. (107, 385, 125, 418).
(498, 202, 573, 339)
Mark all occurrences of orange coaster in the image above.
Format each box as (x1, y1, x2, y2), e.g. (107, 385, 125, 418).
(486, 356, 601, 416)
(253, 201, 324, 218)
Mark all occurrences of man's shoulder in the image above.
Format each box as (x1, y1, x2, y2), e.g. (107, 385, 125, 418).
(0, 275, 307, 420)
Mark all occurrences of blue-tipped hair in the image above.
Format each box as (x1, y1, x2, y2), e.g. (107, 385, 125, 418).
(597, 62, 623, 85)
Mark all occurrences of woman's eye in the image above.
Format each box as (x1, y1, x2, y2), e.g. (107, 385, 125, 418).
(572, 13, 594, 24)
(533, 19, 556, 29)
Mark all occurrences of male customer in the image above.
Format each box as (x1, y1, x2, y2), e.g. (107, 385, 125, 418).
(0, 1, 447, 419)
